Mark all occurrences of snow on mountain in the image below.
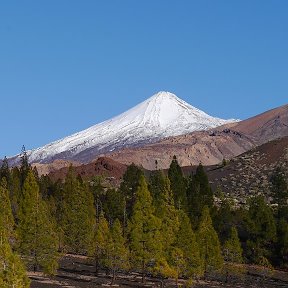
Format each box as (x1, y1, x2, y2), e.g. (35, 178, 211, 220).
(11, 91, 238, 164)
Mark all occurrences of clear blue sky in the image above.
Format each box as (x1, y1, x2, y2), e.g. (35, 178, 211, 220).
(1, 1, 288, 158)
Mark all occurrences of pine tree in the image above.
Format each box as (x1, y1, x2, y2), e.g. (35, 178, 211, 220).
(149, 172, 185, 283)
(17, 170, 59, 275)
(89, 212, 110, 276)
(0, 177, 29, 287)
(119, 163, 143, 219)
(245, 196, 276, 263)
(170, 247, 185, 287)
(0, 179, 15, 243)
(107, 219, 129, 284)
(19, 145, 30, 187)
(168, 156, 187, 210)
(61, 167, 95, 254)
(276, 218, 288, 267)
(213, 198, 234, 243)
(197, 206, 223, 276)
(151, 172, 179, 253)
(270, 167, 288, 219)
(129, 175, 162, 283)
(103, 188, 125, 223)
(175, 210, 203, 278)
(187, 163, 213, 227)
(223, 226, 244, 283)
(0, 156, 10, 183)
(90, 176, 105, 219)
(149, 169, 166, 207)
(10, 167, 22, 220)
(0, 224, 30, 288)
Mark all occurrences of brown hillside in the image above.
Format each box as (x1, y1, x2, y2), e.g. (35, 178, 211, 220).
(32, 159, 81, 175)
(204, 136, 288, 203)
(233, 104, 288, 144)
(104, 129, 255, 170)
(48, 157, 127, 186)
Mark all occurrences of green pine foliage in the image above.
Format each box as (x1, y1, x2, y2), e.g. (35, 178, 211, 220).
(169, 247, 185, 286)
(0, 157, 10, 183)
(213, 198, 234, 243)
(175, 210, 203, 278)
(0, 179, 15, 243)
(149, 170, 167, 207)
(107, 219, 129, 284)
(276, 218, 288, 267)
(0, 225, 30, 288)
(19, 146, 30, 187)
(61, 167, 95, 254)
(270, 167, 288, 207)
(197, 206, 223, 275)
(223, 226, 243, 264)
(119, 163, 144, 218)
(89, 212, 110, 276)
(17, 170, 59, 275)
(223, 226, 244, 282)
(168, 156, 187, 210)
(187, 163, 213, 227)
(151, 171, 179, 253)
(103, 188, 125, 223)
(0, 176, 29, 288)
(245, 196, 276, 263)
(270, 167, 288, 219)
(128, 175, 162, 282)
(10, 167, 22, 220)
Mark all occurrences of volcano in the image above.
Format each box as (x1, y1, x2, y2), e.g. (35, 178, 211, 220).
(9, 91, 237, 164)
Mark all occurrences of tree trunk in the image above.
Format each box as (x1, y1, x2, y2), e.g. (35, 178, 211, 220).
(33, 252, 38, 272)
(142, 259, 145, 283)
(95, 257, 99, 276)
(111, 269, 116, 285)
(225, 270, 229, 283)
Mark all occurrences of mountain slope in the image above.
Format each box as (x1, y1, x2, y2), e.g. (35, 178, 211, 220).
(9, 91, 236, 165)
(232, 104, 288, 144)
(102, 104, 288, 170)
(207, 136, 288, 202)
(104, 129, 255, 170)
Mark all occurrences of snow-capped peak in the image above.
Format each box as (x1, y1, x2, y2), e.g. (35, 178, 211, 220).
(10, 91, 238, 164)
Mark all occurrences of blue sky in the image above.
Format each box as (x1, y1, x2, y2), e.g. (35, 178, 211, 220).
(0, 1, 288, 158)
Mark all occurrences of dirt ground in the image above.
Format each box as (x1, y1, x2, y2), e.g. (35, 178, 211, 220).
(29, 254, 288, 288)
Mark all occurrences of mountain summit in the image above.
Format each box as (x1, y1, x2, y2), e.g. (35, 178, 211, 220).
(10, 91, 237, 164)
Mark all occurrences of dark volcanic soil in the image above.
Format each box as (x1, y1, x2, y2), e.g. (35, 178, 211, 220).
(29, 254, 288, 288)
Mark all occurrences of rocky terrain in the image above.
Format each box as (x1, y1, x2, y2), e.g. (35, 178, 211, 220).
(104, 129, 254, 170)
(101, 104, 288, 170)
(48, 157, 127, 186)
(195, 136, 288, 204)
(32, 159, 82, 175)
